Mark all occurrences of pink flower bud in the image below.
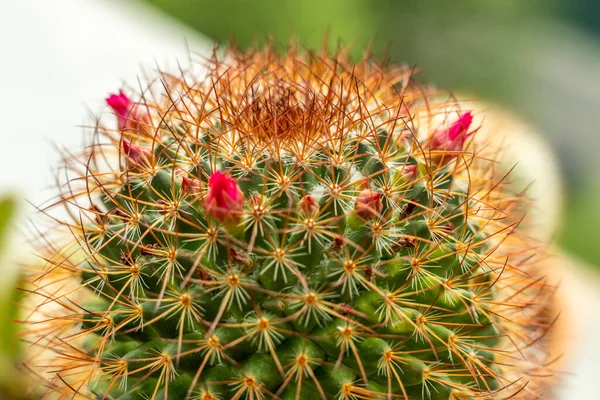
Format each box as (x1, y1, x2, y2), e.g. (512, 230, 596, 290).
(298, 195, 319, 216)
(106, 91, 130, 122)
(430, 112, 473, 153)
(106, 90, 150, 133)
(181, 176, 202, 195)
(355, 189, 383, 219)
(122, 140, 151, 166)
(204, 172, 245, 224)
(402, 164, 418, 181)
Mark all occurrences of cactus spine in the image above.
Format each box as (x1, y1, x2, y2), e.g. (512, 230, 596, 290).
(24, 45, 554, 399)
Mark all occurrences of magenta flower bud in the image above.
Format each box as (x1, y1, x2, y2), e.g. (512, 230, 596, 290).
(106, 91, 130, 125)
(106, 90, 150, 133)
(430, 112, 473, 153)
(181, 176, 202, 195)
(203, 172, 245, 224)
(354, 189, 383, 219)
(122, 140, 151, 166)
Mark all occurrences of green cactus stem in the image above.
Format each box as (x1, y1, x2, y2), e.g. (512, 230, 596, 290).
(24, 45, 555, 400)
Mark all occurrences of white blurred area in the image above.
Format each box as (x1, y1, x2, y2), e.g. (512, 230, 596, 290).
(0, 1, 599, 399)
(0, 0, 209, 208)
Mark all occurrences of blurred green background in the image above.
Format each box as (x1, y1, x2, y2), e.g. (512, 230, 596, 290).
(145, 0, 600, 265)
(0, 196, 31, 399)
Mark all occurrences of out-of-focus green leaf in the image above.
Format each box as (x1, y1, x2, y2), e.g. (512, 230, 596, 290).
(0, 196, 16, 252)
(559, 182, 600, 265)
(0, 195, 19, 353)
(0, 195, 30, 399)
(145, 0, 379, 59)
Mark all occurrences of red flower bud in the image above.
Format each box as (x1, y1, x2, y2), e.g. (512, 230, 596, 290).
(122, 140, 151, 166)
(298, 195, 319, 216)
(402, 164, 418, 181)
(181, 176, 202, 195)
(106, 91, 130, 122)
(355, 189, 383, 219)
(106, 90, 150, 133)
(430, 112, 473, 153)
(204, 172, 245, 224)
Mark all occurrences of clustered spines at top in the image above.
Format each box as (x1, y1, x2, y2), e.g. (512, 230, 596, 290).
(22, 45, 555, 400)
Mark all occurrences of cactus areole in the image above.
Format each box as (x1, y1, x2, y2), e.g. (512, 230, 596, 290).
(25, 46, 555, 399)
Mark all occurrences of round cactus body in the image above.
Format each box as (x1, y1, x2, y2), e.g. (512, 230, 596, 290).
(25, 46, 554, 399)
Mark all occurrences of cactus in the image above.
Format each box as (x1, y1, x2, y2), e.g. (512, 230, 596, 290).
(24, 46, 555, 399)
